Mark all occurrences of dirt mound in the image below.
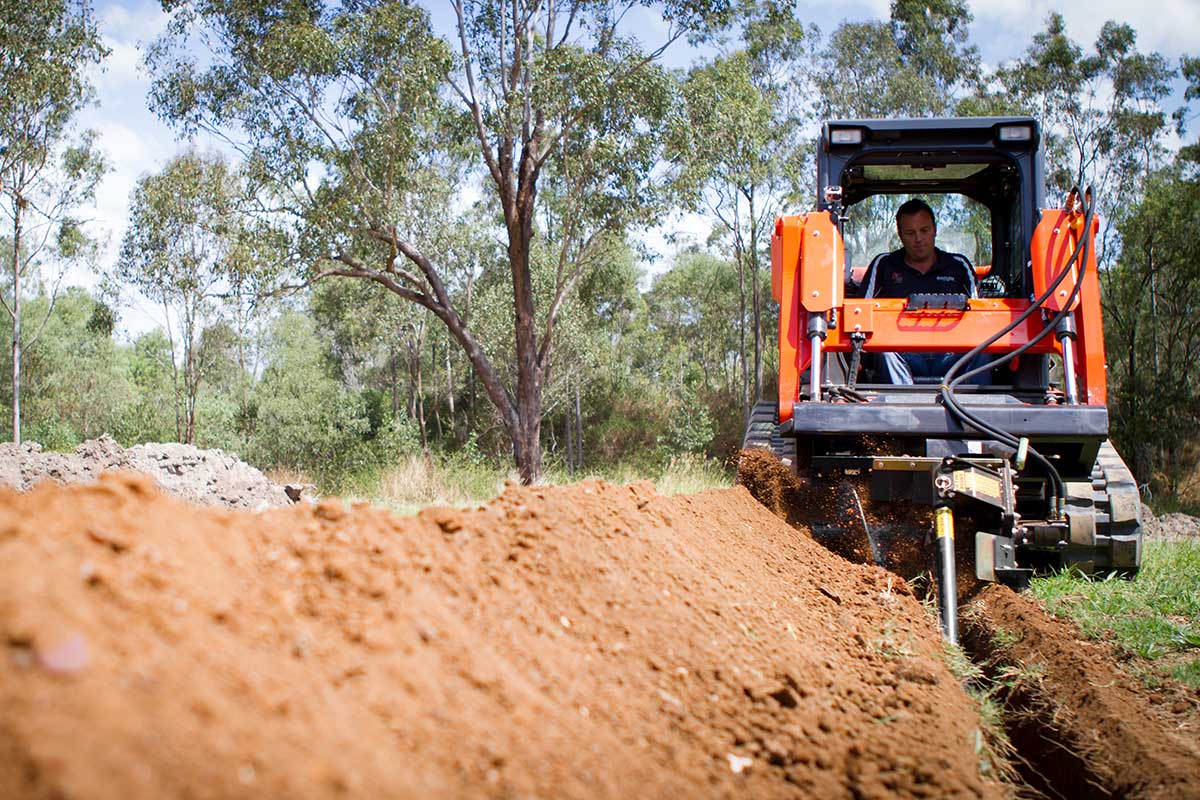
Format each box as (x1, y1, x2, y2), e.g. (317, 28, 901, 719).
(0, 474, 999, 799)
(962, 586, 1200, 799)
(0, 436, 297, 509)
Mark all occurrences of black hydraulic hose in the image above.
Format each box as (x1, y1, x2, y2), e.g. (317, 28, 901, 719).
(938, 187, 1096, 516)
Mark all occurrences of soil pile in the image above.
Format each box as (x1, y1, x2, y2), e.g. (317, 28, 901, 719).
(1, 473, 998, 799)
(0, 436, 298, 509)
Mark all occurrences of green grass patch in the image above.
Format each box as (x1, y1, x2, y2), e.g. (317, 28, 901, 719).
(1029, 540, 1200, 688)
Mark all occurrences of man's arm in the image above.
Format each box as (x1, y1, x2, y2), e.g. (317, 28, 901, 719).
(859, 252, 889, 298)
(948, 252, 979, 298)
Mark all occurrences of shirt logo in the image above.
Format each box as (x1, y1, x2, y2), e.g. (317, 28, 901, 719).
(937, 275, 956, 282)
(890, 272, 903, 284)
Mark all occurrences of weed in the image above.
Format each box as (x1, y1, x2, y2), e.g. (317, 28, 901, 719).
(989, 625, 1023, 651)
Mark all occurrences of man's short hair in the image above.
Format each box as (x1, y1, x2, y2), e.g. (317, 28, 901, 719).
(895, 198, 936, 229)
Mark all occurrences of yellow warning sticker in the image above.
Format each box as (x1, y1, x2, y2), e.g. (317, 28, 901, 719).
(952, 470, 1002, 500)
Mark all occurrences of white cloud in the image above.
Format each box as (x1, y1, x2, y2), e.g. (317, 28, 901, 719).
(970, 0, 1200, 62)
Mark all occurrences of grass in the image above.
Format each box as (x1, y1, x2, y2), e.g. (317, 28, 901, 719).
(1028, 540, 1200, 688)
(939, 639, 1020, 786)
(333, 451, 735, 514)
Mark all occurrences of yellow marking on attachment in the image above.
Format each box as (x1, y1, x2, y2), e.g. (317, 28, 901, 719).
(934, 506, 955, 541)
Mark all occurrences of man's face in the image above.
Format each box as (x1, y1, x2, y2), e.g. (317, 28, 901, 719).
(897, 210, 936, 264)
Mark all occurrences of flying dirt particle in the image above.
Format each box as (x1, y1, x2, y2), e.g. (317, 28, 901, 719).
(38, 632, 89, 674)
(559, 616, 571, 629)
(727, 754, 753, 774)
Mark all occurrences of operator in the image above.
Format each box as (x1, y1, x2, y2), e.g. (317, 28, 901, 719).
(859, 198, 990, 385)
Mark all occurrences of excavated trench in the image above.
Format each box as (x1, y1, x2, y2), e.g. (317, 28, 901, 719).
(738, 447, 1200, 799)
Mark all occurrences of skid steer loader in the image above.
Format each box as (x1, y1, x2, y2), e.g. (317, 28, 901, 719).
(743, 117, 1142, 642)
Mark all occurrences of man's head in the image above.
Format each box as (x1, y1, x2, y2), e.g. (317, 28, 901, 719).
(895, 198, 937, 266)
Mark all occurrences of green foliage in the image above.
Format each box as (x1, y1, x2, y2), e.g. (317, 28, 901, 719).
(245, 311, 420, 489)
(0, 0, 108, 162)
(1030, 541, 1200, 687)
(1104, 159, 1200, 491)
(1, 288, 134, 445)
(118, 150, 263, 443)
(814, 0, 978, 119)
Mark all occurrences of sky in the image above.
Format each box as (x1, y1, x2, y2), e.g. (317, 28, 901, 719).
(74, 0, 1200, 336)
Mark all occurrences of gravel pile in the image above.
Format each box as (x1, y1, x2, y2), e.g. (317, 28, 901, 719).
(0, 435, 303, 510)
(1142, 505, 1200, 542)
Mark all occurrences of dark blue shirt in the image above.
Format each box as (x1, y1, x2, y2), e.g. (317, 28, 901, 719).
(860, 248, 977, 299)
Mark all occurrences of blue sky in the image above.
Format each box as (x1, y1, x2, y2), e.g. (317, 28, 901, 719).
(78, 0, 1200, 334)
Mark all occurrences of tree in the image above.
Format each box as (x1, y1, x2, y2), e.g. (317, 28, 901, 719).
(1105, 162, 1200, 491)
(118, 151, 251, 444)
(0, 0, 108, 442)
(147, 0, 730, 483)
(995, 15, 1175, 209)
(813, 0, 979, 119)
(672, 1, 809, 416)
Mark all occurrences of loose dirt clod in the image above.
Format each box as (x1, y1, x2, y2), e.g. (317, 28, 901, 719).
(0, 473, 999, 799)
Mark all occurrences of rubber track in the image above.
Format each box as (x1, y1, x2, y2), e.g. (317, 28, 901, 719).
(1086, 440, 1143, 573)
(742, 401, 797, 467)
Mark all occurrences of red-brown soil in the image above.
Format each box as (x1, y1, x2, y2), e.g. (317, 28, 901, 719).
(1, 472, 999, 799)
(961, 586, 1200, 799)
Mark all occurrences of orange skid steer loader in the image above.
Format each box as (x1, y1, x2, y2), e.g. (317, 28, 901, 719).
(744, 117, 1142, 642)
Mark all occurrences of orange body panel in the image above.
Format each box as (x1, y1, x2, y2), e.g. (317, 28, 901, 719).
(772, 215, 805, 422)
(772, 208, 1109, 420)
(798, 213, 842, 313)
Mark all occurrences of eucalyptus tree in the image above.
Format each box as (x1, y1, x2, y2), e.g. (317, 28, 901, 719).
(118, 151, 250, 444)
(813, 0, 979, 120)
(0, 0, 108, 442)
(809, 0, 980, 313)
(146, 0, 730, 482)
(995, 16, 1174, 207)
(672, 0, 809, 414)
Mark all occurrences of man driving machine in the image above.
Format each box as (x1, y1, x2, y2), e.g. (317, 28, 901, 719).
(860, 198, 990, 385)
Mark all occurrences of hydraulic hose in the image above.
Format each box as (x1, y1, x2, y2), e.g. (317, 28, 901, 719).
(938, 187, 1096, 518)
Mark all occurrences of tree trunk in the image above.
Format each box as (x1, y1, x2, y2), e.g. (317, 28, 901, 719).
(183, 298, 198, 445)
(431, 338, 443, 443)
(749, 188, 763, 403)
(508, 188, 544, 485)
(736, 248, 748, 418)
(162, 295, 183, 443)
(10, 198, 22, 444)
(390, 346, 399, 418)
(445, 336, 455, 430)
(564, 385, 574, 478)
(574, 376, 583, 471)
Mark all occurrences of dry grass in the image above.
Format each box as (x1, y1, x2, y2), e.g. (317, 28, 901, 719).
(336, 452, 734, 514)
(343, 453, 514, 514)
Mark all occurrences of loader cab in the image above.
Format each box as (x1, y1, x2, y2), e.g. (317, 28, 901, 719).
(818, 117, 1043, 302)
(817, 117, 1049, 390)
